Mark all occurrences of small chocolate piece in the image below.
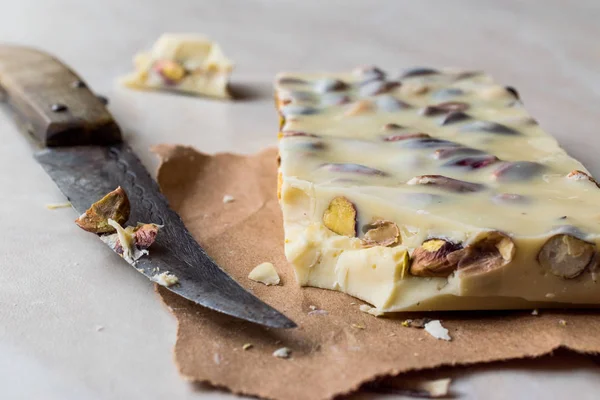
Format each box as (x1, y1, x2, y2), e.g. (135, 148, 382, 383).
(460, 120, 520, 135)
(51, 103, 67, 112)
(400, 67, 439, 78)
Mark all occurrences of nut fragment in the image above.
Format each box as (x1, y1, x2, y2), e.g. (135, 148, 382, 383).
(383, 132, 430, 142)
(323, 196, 357, 237)
(410, 239, 463, 277)
(538, 234, 595, 279)
(134, 223, 160, 250)
(567, 170, 600, 188)
(449, 231, 516, 276)
(421, 101, 469, 116)
(345, 100, 374, 116)
(407, 175, 485, 193)
(153, 59, 186, 84)
(361, 220, 400, 248)
(75, 187, 130, 233)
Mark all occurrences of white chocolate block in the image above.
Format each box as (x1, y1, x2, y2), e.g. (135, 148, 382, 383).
(276, 67, 600, 312)
(121, 33, 233, 99)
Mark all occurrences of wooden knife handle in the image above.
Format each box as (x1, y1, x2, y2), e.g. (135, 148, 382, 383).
(0, 45, 122, 147)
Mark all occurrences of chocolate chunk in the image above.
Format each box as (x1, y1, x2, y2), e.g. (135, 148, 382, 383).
(400, 67, 439, 78)
(460, 120, 520, 135)
(422, 101, 469, 116)
(492, 161, 545, 182)
(441, 111, 471, 125)
(51, 103, 67, 112)
(443, 155, 499, 169)
(322, 163, 387, 176)
(505, 86, 519, 99)
(375, 95, 410, 112)
(314, 78, 348, 93)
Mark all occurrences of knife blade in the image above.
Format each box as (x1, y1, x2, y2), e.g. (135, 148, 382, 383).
(0, 45, 296, 329)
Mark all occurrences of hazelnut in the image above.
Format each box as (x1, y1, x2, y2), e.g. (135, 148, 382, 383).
(410, 239, 463, 277)
(322, 196, 357, 237)
(75, 187, 130, 234)
(537, 234, 595, 279)
(361, 220, 400, 248)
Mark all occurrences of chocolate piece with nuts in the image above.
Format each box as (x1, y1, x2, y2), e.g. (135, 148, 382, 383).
(75, 187, 130, 234)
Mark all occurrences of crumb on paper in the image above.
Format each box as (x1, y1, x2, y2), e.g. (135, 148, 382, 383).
(532, 309, 539, 316)
(309, 305, 317, 311)
(424, 320, 451, 341)
(559, 319, 567, 327)
(350, 302, 356, 305)
(359, 304, 384, 317)
(351, 323, 366, 330)
(45, 202, 71, 210)
(95, 325, 104, 332)
(242, 343, 253, 351)
(308, 309, 328, 316)
(222, 194, 235, 203)
(248, 262, 280, 285)
(273, 347, 292, 359)
(545, 293, 556, 299)
(152, 271, 179, 287)
(402, 318, 431, 329)
(213, 353, 222, 365)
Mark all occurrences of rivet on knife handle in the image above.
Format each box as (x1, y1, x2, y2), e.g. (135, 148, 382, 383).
(0, 45, 121, 147)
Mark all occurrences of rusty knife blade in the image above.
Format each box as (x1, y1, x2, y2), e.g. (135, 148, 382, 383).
(0, 45, 295, 329)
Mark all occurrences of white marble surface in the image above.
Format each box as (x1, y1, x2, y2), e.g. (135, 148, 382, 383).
(1, 0, 600, 399)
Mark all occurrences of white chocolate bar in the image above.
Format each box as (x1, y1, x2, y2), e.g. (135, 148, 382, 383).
(276, 67, 600, 312)
(121, 33, 233, 99)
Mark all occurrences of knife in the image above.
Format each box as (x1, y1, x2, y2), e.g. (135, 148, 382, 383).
(0, 45, 296, 329)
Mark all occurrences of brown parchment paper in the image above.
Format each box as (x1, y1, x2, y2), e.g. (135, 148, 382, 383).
(153, 144, 600, 400)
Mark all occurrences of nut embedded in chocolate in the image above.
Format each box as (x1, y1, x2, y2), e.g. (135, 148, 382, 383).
(359, 80, 401, 97)
(460, 120, 519, 135)
(440, 111, 471, 125)
(406, 175, 485, 193)
(449, 231, 516, 276)
(75, 187, 131, 234)
(567, 170, 600, 188)
(322, 196, 357, 237)
(153, 59, 186, 85)
(538, 234, 595, 279)
(443, 155, 499, 169)
(492, 161, 545, 182)
(421, 101, 469, 116)
(375, 95, 410, 112)
(361, 220, 400, 248)
(383, 132, 430, 142)
(314, 78, 348, 93)
(410, 239, 463, 277)
(277, 76, 308, 85)
(400, 67, 439, 79)
(321, 162, 387, 176)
